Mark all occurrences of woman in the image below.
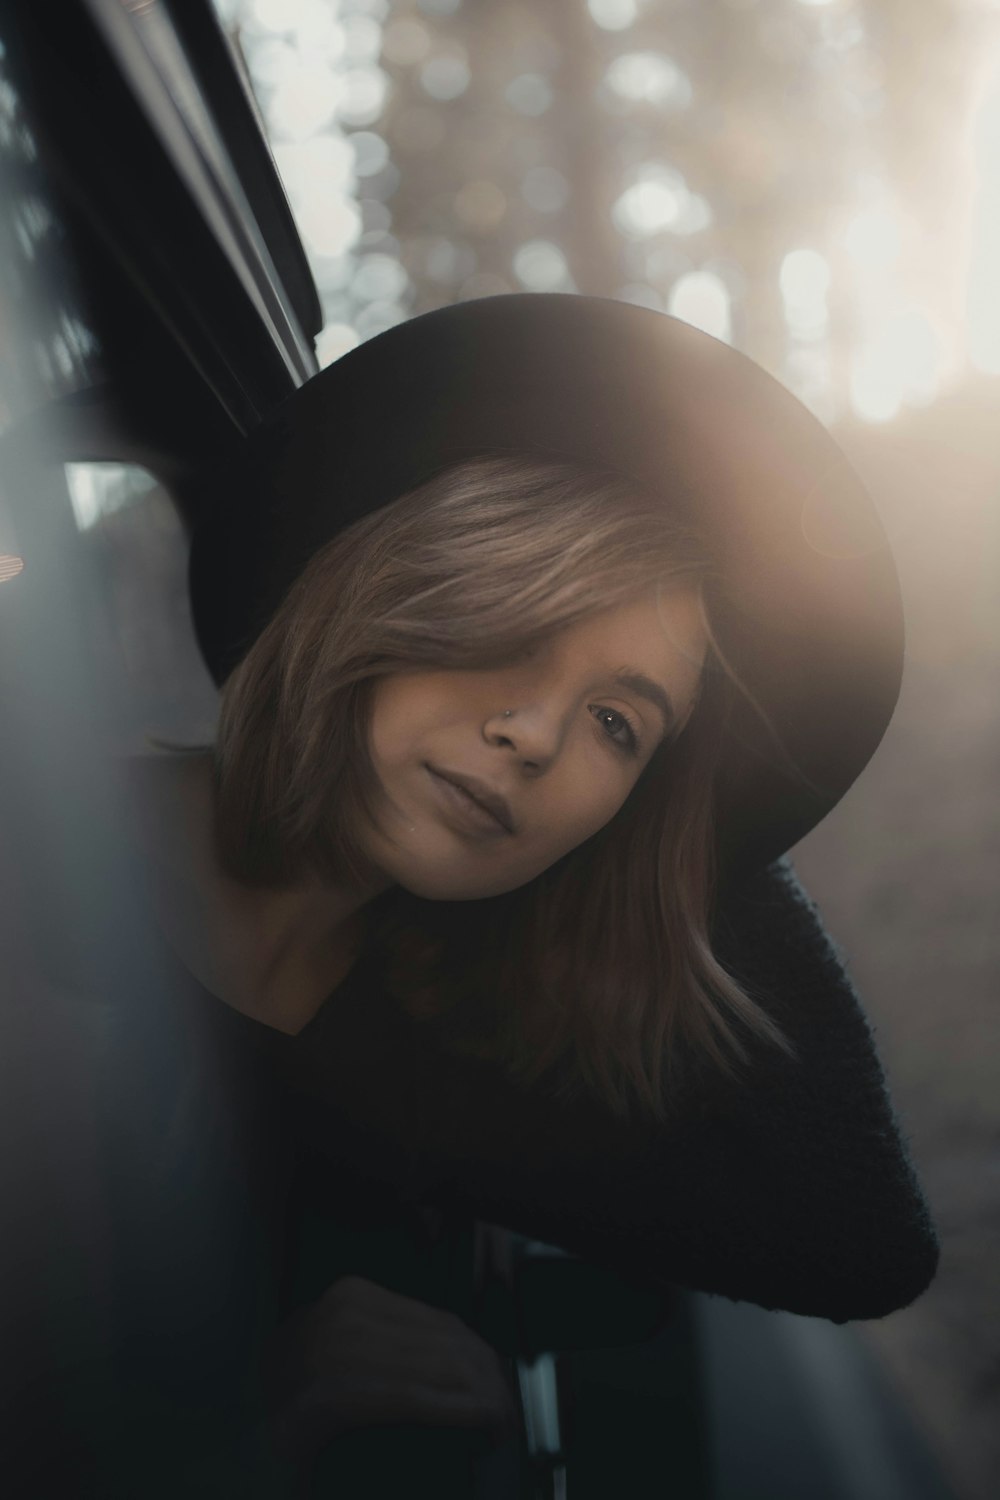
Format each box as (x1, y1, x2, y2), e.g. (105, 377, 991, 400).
(109, 295, 937, 1494)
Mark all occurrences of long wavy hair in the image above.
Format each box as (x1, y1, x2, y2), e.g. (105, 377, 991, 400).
(151, 451, 798, 1124)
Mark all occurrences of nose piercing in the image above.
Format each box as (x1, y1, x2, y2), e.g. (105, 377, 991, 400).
(504, 709, 513, 718)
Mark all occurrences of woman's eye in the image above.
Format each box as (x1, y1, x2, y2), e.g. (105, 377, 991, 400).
(590, 705, 640, 755)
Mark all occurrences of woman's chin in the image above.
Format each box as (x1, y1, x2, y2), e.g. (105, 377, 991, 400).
(396, 861, 540, 903)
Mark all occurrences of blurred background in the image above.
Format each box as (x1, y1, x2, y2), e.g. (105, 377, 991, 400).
(2, 0, 997, 1495)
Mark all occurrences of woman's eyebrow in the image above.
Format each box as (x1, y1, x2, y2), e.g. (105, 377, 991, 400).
(611, 667, 677, 728)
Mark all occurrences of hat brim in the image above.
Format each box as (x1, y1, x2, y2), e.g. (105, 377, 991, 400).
(187, 293, 903, 882)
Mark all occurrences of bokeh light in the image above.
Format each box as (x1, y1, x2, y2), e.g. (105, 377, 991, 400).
(416, 0, 462, 15)
(382, 18, 431, 67)
(520, 166, 571, 214)
(273, 135, 354, 195)
(844, 204, 902, 269)
(353, 299, 408, 338)
(251, 0, 323, 34)
(268, 61, 341, 139)
(603, 53, 693, 110)
(350, 253, 409, 301)
(513, 240, 574, 292)
(349, 132, 390, 178)
(505, 75, 554, 118)
(245, 40, 300, 90)
(780, 248, 831, 338)
(342, 15, 382, 62)
(668, 271, 732, 344)
(587, 0, 638, 31)
(297, 198, 362, 258)
(420, 53, 471, 102)
(612, 164, 692, 237)
(673, 194, 713, 236)
(336, 67, 391, 127)
(417, 236, 477, 284)
(215, 0, 1000, 425)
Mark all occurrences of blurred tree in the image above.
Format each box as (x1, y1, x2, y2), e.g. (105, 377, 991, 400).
(216, 0, 998, 423)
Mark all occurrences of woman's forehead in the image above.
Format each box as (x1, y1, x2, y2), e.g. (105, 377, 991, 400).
(534, 593, 708, 699)
(572, 587, 707, 648)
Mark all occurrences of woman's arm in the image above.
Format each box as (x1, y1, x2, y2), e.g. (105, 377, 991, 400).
(280, 858, 940, 1325)
(672, 855, 940, 1320)
(426, 857, 940, 1323)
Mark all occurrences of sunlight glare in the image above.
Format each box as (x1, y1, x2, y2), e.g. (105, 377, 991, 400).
(848, 310, 942, 423)
(780, 248, 830, 337)
(844, 205, 902, 269)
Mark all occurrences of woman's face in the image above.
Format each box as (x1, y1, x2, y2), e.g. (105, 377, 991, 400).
(364, 584, 708, 901)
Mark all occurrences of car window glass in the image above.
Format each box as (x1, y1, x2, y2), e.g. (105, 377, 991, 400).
(64, 461, 220, 755)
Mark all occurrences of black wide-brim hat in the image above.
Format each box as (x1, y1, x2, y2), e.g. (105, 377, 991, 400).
(187, 293, 903, 884)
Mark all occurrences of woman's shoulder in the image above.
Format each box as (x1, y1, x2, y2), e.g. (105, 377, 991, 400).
(712, 857, 849, 979)
(708, 856, 884, 1103)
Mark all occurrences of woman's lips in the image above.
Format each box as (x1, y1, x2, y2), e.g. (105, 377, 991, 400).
(426, 763, 515, 832)
(425, 766, 513, 838)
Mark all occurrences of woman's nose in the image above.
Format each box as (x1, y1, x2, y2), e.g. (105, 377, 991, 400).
(485, 701, 563, 769)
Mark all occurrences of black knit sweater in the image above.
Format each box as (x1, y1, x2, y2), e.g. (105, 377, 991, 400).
(266, 855, 940, 1327)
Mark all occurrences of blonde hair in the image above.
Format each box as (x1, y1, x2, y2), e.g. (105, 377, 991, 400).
(152, 452, 798, 1124)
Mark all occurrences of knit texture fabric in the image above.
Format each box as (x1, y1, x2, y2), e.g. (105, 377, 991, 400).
(272, 856, 940, 1326)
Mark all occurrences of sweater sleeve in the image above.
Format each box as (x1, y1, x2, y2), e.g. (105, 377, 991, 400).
(278, 858, 940, 1325)
(418, 857, 940, 1324)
